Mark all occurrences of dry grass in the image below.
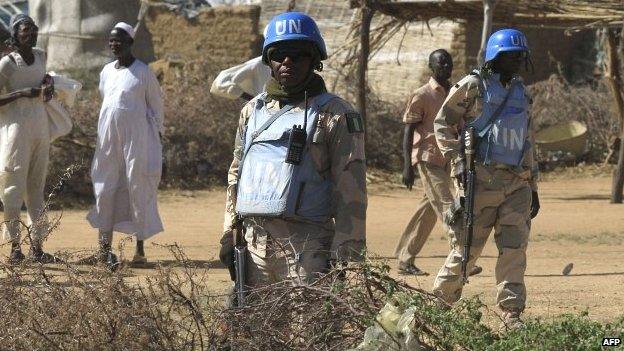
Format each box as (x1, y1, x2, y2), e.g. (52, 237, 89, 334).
(1, 249, 620, 351)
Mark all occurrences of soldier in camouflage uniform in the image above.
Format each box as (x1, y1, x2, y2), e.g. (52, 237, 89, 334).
(220, 12, 366, 287)
(432, 29, 540, 327)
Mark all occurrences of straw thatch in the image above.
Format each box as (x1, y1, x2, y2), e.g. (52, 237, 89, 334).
(351, 1, 624, 29)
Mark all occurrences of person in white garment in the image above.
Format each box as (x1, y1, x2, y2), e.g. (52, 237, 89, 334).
(210, 56, 270, 101)
(87, 22, 164, 269)
(0, 14, 55, 263)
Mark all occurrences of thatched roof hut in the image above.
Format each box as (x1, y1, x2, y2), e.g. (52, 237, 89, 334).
(354, 0, 624, 29)
(348, 0, 622, 117)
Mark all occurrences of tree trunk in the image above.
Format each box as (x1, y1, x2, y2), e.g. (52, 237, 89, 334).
(604, 29, 624, 203)
(477, 0, 496, 66)
(614, 133, 624, 203)
(357, 4, 374, 135)
(287, 0, 296, 11)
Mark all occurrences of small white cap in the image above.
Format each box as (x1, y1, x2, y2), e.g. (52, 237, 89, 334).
(113, 22, 135, 39)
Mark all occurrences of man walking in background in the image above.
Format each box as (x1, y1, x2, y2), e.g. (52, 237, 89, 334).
(395, 49, 482, 277)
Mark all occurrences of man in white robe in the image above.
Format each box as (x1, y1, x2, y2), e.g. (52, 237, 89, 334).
(87, 22, 164, 268)
(0, 14, 56, 263)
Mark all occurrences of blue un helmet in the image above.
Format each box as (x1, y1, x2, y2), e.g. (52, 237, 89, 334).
(262, 12, 327, 64)
(484, 28, 529, 63)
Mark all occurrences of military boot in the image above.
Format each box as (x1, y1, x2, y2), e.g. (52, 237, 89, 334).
(9, 244, 25, 264)
(502, 309, 524, 330)
(398, 262, 429, 276)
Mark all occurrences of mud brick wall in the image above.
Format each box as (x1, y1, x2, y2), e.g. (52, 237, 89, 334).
(144, 3, 263, 69)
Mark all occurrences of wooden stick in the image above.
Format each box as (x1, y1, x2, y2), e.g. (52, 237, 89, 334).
(477, 0, 496, 66)
(357, 2, 374, 134)
(604, 28, 624, 203)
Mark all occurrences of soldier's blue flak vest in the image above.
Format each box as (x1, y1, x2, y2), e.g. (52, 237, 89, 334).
(468, 72, 529, 167)
(236, 93, 336, 222)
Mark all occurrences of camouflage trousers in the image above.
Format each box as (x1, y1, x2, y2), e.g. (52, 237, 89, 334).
(243, 217, 333, 287)
(395, 161, 454, 265)
(432, 165, 531, 312)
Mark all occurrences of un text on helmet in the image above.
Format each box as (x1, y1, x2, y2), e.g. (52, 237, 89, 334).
(510, 35, 527, 47)
(276, 20, 302, 36)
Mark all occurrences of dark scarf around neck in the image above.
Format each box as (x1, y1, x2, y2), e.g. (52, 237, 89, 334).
(266, 73, 327, 103)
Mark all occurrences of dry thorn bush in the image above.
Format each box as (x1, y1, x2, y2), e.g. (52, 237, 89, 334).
(0, 250, 447, 351)
(221, 262, 428, 350)
(528, 75, 617, 163)
(0, 185, 620, 351)
(0, 255, 621, 351)
(0, 243, 223, 351)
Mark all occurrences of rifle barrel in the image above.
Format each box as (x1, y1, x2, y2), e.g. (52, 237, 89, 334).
(233, 216, 247, 307)
(461, 127, 476, 285)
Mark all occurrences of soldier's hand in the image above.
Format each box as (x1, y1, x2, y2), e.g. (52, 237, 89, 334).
(19, 87, 42, 98)
(219, 230, 236, 281)
(530, 191, 540, 219)
(402, 165, 415, 190)
(443, 197, 464, 226)
(452, 159, 467, 187)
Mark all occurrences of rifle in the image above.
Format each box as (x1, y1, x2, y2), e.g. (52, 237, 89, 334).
(233, 215, 247, 307)
(461, 127, 476, 284)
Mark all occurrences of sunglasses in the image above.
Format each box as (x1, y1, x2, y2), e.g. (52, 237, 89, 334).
(504, 51, 528, 59)
(269, 50, 313, 63)
(17, 24, 38, 34)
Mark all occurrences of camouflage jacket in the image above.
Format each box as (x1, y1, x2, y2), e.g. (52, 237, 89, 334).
(223, 95, 367, 260)
(434, 72, 538, 191)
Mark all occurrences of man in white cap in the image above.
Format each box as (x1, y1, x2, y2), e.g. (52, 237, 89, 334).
(86, 22, 164, 269)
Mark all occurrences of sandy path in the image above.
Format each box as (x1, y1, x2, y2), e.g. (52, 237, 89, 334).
(14, 175, 624, 322)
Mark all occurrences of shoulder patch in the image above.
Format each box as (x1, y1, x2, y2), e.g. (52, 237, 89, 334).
(345, 112, 364, 133)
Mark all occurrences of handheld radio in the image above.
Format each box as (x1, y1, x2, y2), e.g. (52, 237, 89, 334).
(285, 91, 308, 165)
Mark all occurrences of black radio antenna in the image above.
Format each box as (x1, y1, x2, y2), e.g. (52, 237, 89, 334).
(303, 90, 308, 128)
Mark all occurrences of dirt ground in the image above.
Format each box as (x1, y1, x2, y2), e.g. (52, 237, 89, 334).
(13, 174, 624, 323)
